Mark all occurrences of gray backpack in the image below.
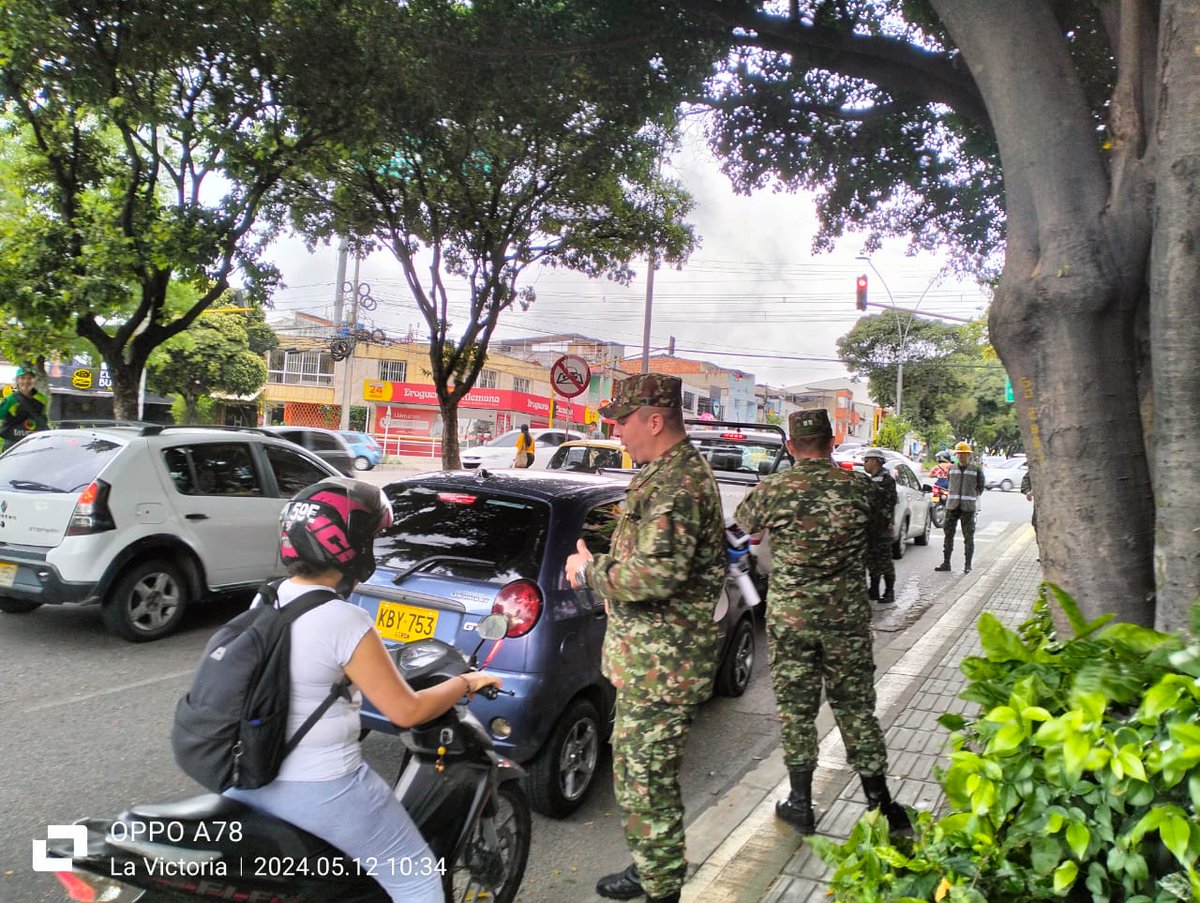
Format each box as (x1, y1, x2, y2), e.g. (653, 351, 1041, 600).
(171, 581, 349, 792)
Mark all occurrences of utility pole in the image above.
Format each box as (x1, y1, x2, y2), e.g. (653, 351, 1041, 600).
(338, 253, 361, 431)
(331, 240, 349, 326)
(641, 248, 655, 374)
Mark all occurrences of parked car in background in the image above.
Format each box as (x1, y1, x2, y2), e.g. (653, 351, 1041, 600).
(545, 439, 632, 473)
(986, 458, 1029, 492)
(459, 427, 585, 471)
(349, 469, 758, 818)
(681, 421, 794, 603)
(260, 426, 356, 476)
(339, 430, 384, 471)
(0, 426, 340, 640)
(834, 451, 934, 558)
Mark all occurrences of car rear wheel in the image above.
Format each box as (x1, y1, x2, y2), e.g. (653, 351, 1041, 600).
(914, 510, 932, 546)
(102, 559, 190, 642)
(715, 616, 755, 698)
(892, 519, 909, 559)
(1000, 478, 1014, 492)
(353, 455, 372, 471)
(526, 697, 602, 818)
(0, 597, 42, 613)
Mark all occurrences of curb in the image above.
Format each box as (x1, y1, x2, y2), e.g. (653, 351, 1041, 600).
(682, 525, 1037, 903)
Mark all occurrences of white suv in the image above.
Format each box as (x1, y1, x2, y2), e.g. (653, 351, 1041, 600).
(0, 426, 340, 641)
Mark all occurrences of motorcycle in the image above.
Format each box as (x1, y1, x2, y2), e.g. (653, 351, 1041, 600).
(930, 483, 947, 529)
(46, 614, 530, 903)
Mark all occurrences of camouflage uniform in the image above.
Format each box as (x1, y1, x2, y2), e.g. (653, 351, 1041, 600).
(733, 418, 889, 777)
(866, 469, 897, 595)
(582, 375, 725, 899)
(1020, 470, 1037, 533)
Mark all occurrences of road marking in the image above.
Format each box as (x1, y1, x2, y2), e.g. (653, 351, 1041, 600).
(25, 668, 196, 713)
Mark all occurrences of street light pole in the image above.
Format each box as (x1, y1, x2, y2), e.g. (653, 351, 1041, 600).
(855, 256, 942, 420)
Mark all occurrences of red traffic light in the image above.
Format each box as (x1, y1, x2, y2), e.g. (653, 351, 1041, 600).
(855, 275, 868, 311)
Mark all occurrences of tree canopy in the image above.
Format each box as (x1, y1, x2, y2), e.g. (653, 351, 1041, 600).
(0, 0, 390, 416)
(676, 0, 1199, 632)
(292, 0, 718, 468)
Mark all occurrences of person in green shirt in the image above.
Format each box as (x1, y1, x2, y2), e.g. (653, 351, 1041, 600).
(0, 366, 49, 451)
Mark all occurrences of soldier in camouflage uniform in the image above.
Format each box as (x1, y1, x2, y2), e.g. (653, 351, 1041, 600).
(733, 410, 910, 836)
(565, 373, 725, 903)
(862, 448, 898, 604)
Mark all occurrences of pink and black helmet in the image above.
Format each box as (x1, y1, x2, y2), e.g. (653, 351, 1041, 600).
(279, 478, 394, 584)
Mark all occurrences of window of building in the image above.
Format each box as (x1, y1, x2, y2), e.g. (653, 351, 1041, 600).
(477, 369, 499, 389)
(267, 350, 334, 387)
(379, 359, 407, 382)
(513, 377, 531, 395)
(682, 391, 696, 412)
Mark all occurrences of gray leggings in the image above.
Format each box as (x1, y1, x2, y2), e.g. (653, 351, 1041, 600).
(226, 762, 444, 902)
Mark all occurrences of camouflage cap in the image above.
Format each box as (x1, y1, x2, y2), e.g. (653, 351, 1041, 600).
(599, 373, 682, 419)
(788, 408, 833, 439)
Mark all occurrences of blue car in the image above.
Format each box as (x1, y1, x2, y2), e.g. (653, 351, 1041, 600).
(348, 469, 758, 818)
(339, 430, 383, 471)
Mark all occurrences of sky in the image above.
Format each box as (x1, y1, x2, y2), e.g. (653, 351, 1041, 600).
(264, 125, 992, 390)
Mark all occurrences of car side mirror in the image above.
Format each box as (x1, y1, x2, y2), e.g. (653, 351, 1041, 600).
(922, 483, 933, 492)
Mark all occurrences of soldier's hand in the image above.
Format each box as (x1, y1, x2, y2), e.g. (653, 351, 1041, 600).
(565, 539, 593, 589)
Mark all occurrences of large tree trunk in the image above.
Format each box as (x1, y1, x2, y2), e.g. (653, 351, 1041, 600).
(1148, 0, 1200, 631)
(108, 358, 144, 422)
(935, 0, 1158, 626)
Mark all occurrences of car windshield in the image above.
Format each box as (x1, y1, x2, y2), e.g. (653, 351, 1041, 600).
(0, 432, 124, 492)
(377, 483, 549, 582)
(690, 433, 786, 475)
(483, 430, 522, 448)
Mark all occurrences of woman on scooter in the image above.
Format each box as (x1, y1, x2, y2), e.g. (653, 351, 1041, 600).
(225, 478, 503, 903)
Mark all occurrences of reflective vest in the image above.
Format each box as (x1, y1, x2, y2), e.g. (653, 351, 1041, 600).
(946, 464, 985, 512)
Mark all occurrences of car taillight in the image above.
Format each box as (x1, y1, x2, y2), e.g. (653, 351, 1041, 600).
(837, 460, 856, 470)
(492, 579, 543, 638)
(67, 480, 116, 535)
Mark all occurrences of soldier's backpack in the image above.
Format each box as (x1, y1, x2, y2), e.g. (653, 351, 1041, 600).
(171, 581, 350, 793)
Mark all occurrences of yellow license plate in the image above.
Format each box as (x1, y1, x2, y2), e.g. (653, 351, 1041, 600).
(0, 563, 16, 589)
(374, 601, 439, 643)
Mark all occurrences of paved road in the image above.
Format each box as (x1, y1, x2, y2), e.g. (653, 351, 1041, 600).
(0, 467, 1031, 902)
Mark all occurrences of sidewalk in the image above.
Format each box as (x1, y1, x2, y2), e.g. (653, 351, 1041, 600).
(681, 524, 1042, 903)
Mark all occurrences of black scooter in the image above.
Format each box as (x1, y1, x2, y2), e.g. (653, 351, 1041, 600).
(47, 614, 530, 903)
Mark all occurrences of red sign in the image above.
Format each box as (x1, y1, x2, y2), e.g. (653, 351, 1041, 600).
(550, 355, 590, 398)
(369, 383, 579, 422)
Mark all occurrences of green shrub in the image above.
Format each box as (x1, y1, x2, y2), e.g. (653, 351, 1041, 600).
(810, 586, 1200, 901)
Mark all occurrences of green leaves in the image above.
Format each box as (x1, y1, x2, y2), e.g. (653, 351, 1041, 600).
(814, 588, 1200, 901)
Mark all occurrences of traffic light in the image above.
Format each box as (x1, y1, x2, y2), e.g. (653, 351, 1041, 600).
(856, 275, 868, 311)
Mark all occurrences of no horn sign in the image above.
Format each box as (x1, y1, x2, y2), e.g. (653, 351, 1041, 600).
(551, 355, 590, 398)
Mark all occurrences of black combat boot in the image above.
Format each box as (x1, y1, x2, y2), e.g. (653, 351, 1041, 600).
(934, 559, 952, 572)
(596, 863, 642, 900)
(963, 554, 973, 574)
(775, 768, 816, 834)
(880, 577, 895, 604)
(646, 893, 681, 903)
(860, 774, 913, 835)
(867, 575, 880, 601)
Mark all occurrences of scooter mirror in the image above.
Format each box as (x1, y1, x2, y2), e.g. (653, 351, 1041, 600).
(477, 613, 509, 641)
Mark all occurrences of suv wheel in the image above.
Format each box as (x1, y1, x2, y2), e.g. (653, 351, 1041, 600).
(0, 598, 42, 614)
(892, 519, 909, 559)
(716, 616, 755, 698)
(527, 697, 601, 818)
(914, 511, 932, 546)
(102, 559, 190, 642)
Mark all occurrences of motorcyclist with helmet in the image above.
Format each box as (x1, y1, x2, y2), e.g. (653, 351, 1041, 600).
(224, 478, 502, 903)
